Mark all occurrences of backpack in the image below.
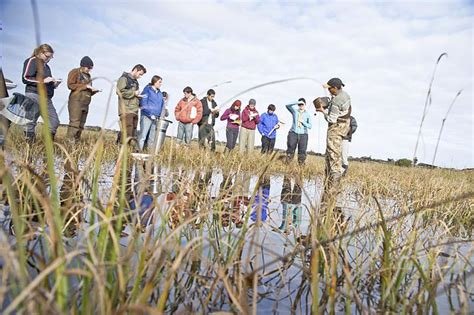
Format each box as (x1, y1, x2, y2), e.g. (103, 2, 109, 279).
(0, 93, 39, 125)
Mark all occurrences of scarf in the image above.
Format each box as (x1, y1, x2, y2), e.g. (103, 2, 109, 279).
(297, 109, 304, 128)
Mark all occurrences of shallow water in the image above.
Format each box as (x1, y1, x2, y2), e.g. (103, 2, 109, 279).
(0, 162, 472, 313)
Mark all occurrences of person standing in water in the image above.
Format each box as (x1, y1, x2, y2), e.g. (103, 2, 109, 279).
(285, 98, 312, 165)
(116, 64, 147, 144)
(138, 75, 164, 150)
(66, 56, 100, 142)
(257, 104, 280, 154)
(315, 77, 351, 204)
(220, 100, 242, 151)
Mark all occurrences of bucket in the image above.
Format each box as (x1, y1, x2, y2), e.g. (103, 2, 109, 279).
(153, 118, 172, 154)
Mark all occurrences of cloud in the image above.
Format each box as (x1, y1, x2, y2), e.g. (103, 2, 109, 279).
(1, 0, 472, 168)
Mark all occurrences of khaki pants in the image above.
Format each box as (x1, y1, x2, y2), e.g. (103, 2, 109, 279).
(239, 127, 255, 153)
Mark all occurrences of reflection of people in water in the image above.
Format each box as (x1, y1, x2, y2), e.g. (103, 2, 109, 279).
(217, 172, 246, 227)
(60, 159, 84, 237)
(251, 175, 271, 222)
(278, 176, 302, 233)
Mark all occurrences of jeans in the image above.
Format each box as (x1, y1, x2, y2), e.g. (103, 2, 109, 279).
(225, 127, 239, 151)
(138, 115, 157, 150)
(177, 122, 193, 144)
(286, 131, 308, 164)
(261, 135, 276, 153)
(24, 92, 60, 135)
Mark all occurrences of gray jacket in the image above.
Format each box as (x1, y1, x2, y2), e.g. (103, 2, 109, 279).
(323, 89, 351, 124)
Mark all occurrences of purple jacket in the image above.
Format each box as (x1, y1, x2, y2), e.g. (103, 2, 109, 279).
(220, 107, 241, 129)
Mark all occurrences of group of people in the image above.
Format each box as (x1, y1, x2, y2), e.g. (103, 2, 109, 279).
(3, 44, 357, 200)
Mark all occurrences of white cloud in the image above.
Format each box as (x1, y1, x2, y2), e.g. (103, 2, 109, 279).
(1, 0, 472, 168)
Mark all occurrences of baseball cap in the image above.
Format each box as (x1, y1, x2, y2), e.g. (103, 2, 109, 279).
(323, 78, 345, 89)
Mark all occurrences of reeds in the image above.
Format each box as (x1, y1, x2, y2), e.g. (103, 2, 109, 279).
(0, 126, 472, 313)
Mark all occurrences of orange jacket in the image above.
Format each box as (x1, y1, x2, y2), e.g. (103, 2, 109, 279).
(174, 96, 203, 124)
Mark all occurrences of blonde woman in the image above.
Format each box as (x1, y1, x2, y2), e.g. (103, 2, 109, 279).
(22, 43, 62, 140)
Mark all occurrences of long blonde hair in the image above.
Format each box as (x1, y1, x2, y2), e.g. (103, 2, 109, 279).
(31, 43, 54, 57)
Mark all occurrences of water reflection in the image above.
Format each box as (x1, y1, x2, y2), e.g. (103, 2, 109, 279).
(251, 175, 271, 223)
(59, 159, 83, 237)
(15, 162, 468, 314)
(278, 175, 303, 234)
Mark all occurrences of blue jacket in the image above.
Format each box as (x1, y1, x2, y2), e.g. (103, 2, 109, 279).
(257, 112, 279, 139)
(286, 103, 312, 134)
(139, 85, 164, 117)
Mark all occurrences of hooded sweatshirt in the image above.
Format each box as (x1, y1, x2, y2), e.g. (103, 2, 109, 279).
(241, 105, 260, 130)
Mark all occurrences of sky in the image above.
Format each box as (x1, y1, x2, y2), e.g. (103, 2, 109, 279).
(1, 0, 472, 169)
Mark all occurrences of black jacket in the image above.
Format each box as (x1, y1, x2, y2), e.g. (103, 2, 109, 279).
(22, 57, 55, 98)
(198, 97, 219, 126)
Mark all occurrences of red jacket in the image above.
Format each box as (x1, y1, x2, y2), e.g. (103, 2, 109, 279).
(241, 106, 260, 130)
(174, 96, 203, 124)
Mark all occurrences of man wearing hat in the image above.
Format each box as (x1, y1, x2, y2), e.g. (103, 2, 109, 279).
(66, 56, 100, 141)
(316, 77, 352, 201)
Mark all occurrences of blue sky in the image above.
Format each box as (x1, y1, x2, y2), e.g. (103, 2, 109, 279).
(1, 0, 472, 168)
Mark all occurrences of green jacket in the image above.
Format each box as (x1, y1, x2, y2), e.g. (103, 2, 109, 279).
(117, 72, 140, 115)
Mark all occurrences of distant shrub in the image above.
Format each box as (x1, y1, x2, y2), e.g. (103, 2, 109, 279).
(395, 158, 412, 167)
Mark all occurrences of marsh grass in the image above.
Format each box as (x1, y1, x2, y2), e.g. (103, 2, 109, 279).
(0, 122, 472, 314)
